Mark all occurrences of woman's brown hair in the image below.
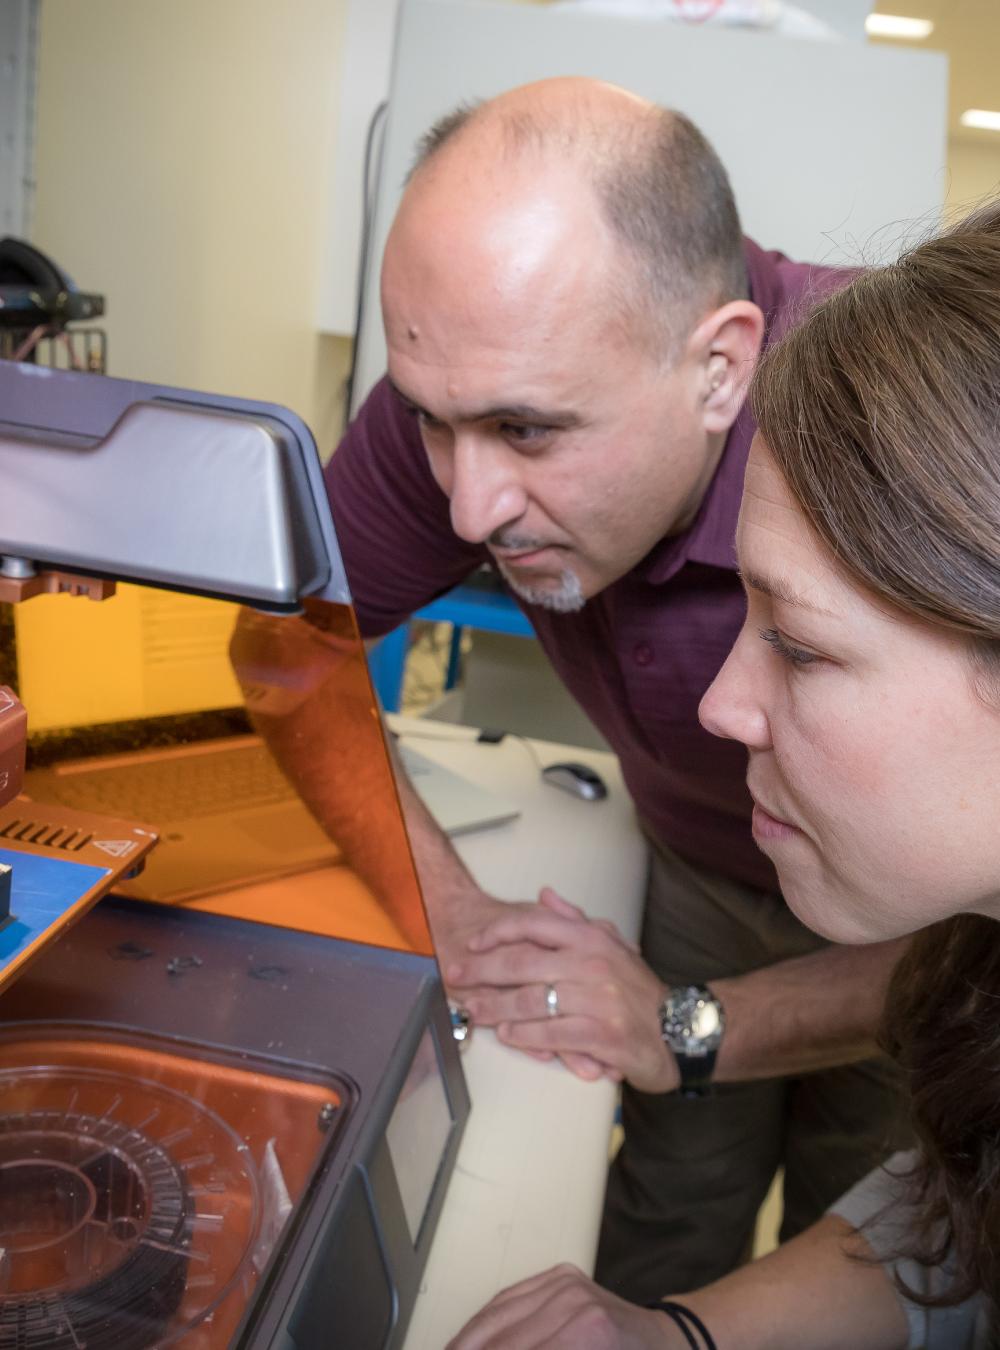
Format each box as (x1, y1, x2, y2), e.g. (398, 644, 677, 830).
(750, 203, 1000, 1315)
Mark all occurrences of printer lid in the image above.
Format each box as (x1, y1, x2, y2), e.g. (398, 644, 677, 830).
(0, 361, 350, 611)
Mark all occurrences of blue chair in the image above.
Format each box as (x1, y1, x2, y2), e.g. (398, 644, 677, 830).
(367, 578, 535, 712)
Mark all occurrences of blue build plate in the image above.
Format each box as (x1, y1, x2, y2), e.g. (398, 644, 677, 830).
(0, 847, 110, 978)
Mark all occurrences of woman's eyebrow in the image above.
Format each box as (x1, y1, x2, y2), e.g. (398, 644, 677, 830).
(739, 566, 837, 617)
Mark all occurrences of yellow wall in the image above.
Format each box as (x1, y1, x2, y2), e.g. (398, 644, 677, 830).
(33, 0, 352, 457)
(946, 138, 1000, 217)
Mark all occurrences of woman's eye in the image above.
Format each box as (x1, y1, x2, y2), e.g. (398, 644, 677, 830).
(758, 628, 819, 668)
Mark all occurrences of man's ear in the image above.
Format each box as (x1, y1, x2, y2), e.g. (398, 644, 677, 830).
(688, 301, 765, 436)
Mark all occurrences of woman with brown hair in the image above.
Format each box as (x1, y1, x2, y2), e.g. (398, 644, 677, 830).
(448, 204, 1000, 1348)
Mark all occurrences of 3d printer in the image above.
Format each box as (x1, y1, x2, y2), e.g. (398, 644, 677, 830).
(0, 361, 469, 1348)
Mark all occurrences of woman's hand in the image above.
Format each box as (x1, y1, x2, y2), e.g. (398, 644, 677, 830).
(445, 1265, 683, 1349)
(447, 889, 678, 1092)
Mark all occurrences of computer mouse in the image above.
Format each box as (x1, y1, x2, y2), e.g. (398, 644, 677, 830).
(541, 760, 608, 802)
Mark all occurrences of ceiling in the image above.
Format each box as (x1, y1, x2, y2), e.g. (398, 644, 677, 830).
(870, 1, 1000, 144)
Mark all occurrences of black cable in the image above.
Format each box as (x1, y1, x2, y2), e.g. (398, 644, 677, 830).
(343, 98, 389, 430)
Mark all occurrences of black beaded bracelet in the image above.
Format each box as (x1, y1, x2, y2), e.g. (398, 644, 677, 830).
(648, 1299, 717, 1350)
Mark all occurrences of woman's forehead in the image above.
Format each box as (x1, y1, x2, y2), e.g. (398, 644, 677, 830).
(737, 439, 847, 617)
(737, 439, 939, 640)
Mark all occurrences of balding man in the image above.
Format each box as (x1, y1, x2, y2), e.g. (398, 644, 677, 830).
(236, 79, 908, 1301)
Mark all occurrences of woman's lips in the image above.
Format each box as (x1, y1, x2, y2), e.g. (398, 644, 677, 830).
(751, 799, 801, 844)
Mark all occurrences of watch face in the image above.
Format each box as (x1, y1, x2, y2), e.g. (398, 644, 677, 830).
(690, 1000, 721, 1040)
(661, 987, 725, 1053)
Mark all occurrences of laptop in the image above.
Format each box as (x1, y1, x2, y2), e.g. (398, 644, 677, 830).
(13, 585, 519, 903)
(23, 733, 339, 902)
(396, 741, 520, 837)
(23, 736, 520, 903)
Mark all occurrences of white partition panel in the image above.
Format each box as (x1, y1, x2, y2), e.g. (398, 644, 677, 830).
(349, 0, 947, 413)
(0, 0, 38, 238)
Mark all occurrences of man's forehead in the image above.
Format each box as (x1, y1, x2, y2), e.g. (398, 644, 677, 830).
(384, 158, 625, 339)
(393, 155, 596, 252)
(383, 269, 638, 420)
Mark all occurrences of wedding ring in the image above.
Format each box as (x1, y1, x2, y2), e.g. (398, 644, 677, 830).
(545, 983, 560, 1017)
(448, 1002, 472, 1047)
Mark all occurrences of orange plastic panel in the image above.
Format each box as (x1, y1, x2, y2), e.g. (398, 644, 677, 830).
(229, 600, 434, 955)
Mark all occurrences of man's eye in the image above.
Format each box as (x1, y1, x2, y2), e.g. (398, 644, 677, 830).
(758, 628, 819, 668)
(416, 410, 447, 432)
(501, 423, 550, 446)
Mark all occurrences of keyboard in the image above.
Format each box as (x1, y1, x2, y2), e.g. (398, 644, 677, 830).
(35, 743, 294, 823)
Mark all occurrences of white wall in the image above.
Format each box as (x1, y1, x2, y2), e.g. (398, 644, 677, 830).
(33, 0, 353, 457)
(0, 1, 38, 237)
(351, 0, 948, 411)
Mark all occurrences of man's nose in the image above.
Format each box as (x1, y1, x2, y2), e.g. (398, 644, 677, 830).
(699, 637, 772, 751)
(448, 440, 528, 545)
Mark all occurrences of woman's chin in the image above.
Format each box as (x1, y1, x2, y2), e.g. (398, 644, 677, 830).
(780, 879, 888, 946)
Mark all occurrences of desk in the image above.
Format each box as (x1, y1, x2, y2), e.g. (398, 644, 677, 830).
(389, 715, 648, 1349)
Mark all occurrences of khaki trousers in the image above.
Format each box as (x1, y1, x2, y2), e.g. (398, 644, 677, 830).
(594, 829, 910, 1305)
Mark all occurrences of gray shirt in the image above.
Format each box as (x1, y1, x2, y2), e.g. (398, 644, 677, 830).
(830, 1152, 990, 1349)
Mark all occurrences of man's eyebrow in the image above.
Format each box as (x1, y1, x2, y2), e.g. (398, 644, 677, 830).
(739, 567, 837, 616)
(386, 378, 582, 428)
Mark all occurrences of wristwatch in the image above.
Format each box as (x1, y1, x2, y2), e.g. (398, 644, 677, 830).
(659, 984, 726, 1098)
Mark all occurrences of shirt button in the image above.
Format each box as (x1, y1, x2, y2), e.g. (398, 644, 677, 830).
(633, 642, 654, 667)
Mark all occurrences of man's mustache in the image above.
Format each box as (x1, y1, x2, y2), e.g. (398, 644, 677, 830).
(488, 530, 552, 552)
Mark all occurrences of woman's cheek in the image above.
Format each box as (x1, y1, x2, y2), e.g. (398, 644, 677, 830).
(788, 681, 893, 798)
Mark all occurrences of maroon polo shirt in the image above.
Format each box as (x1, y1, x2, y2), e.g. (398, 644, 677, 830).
(325, 240, 850, 894)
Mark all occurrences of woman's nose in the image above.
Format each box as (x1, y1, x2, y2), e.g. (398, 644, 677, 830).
(699, 639, 772, 751)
